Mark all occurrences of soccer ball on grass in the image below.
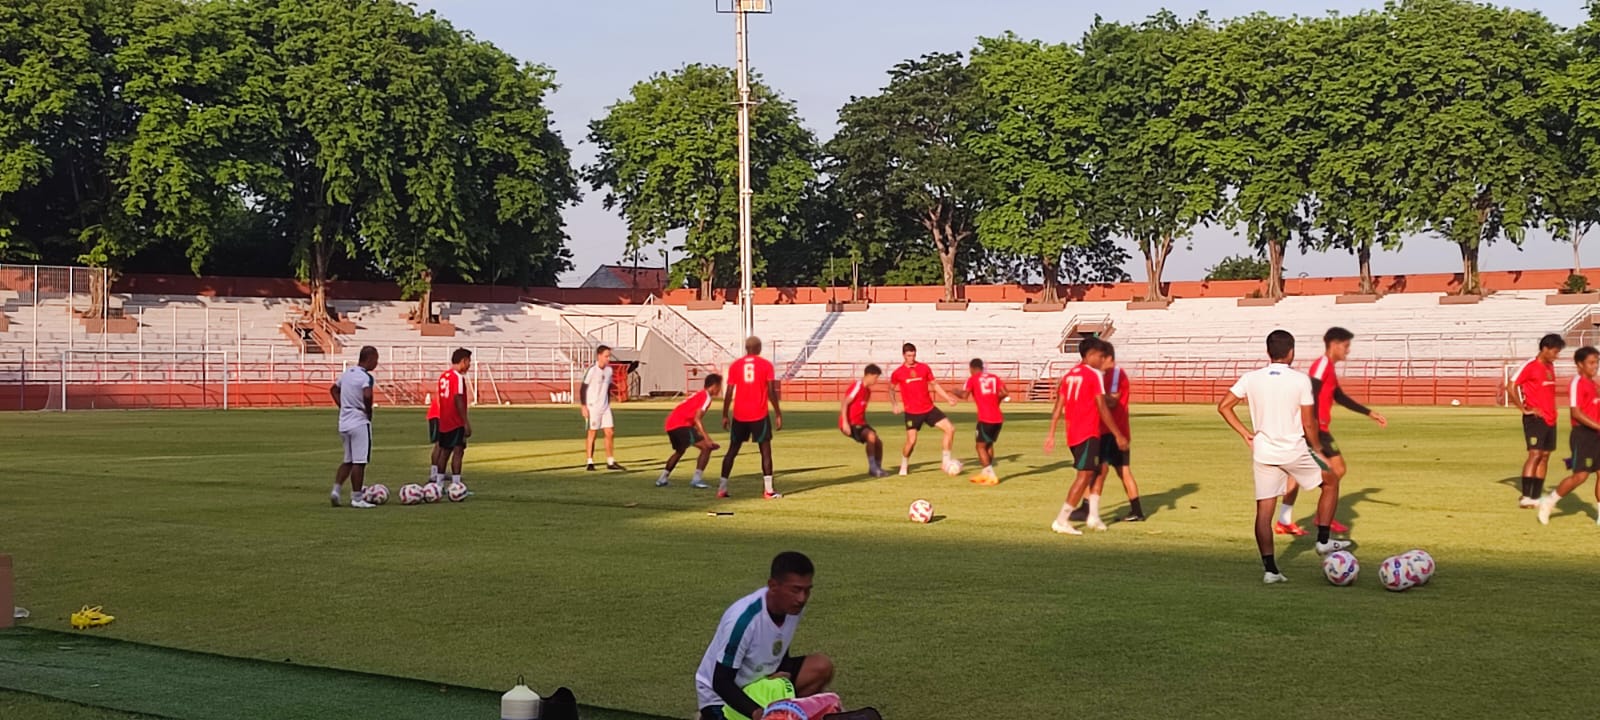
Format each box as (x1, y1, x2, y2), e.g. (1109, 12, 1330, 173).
(1401, 549, 1435, 584)
(398, 484, 424, 505)
(1321, 550, 1359, 586)
(420, 483, 442, 503)
(941, 457, 963, 476)
(1377, 555, 1420, 592)
(362, 484, 389, 505)
(908, 499, 934, 524)
(446, 482, 469, 502)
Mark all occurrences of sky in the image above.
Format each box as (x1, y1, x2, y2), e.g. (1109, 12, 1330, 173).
(412, 0, 1592, 287)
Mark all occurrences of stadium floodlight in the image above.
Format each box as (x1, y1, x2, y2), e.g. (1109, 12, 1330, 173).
(715, 0, 772, 344)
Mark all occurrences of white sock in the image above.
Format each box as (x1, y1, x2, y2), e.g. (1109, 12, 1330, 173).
(428, 467, 438, 483)
(983, 464, 994, 475)
(763, 475, 775, 493)
(607, 456, 615, 464)
(941, 450, 952, 461)
(1088, 493, 1101, 520)
(330, 484, 340, 498)
(1277, 503, 1294, 526)
(718, 477, 730, 491)
(1552, 490, 1565, 500)
(587, 456, 594, 464)
(658, 470, 670, 482)
(451, 474, 461, 485)
(901, 456, 910, 468)
(692, 469, 704, 483)
(1054, 503, 1074, 525)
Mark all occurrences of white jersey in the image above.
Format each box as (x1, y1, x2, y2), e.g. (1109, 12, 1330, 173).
(583, 364, 613, 410)
(1228, 362, 1314, 465)
(695, 586, 802, 710)
(336, 367, 374, 432)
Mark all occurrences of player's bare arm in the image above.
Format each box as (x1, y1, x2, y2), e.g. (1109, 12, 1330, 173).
(328, 383, 340, 405)
(768, 380, 783, 432)
(1302, 404, 1324, 458)
(888, 383, 902, 415)
(1575, 403, 1600, 432)
(456, 392, 471, 438)
(362, 385, 373, 421)
(578, 380, 590, 419)
(1097, 396, 1129, 450)
(1044, 395, 1065, 453)
(933, 381, 958, 406)
(1217, 393, 1253, 447)
(721, 386, 733, 430)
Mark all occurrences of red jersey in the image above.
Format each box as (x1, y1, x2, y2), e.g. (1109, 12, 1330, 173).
(843, 380, 871, 426)
(1308, 356, 1339, 432)
(727, 355, 775, 422)
(1514, 358, 1558, 425)
(1571, 376, 1599, 428)
(891, 363, 937, 414)
(665, 389, 712, 431)
(426, 388, 440, 420)
(963, 372, 1005, 424)
(1103, 367, 1131, 438)
(1059, 363, 1105, 446)
(435, 368, 468, 431)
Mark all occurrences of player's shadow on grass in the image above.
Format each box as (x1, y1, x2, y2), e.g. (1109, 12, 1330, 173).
(1105, 482, 1200, 519)
(1550, 492, 1597, 520)
(1003, 459, 1077, 481)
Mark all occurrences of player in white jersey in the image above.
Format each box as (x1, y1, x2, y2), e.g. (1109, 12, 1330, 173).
(696, 552, 835, 720)
(580, 345, 625, 471)
(330, 346, 379, 509)
(1218, 330, 1349, 584)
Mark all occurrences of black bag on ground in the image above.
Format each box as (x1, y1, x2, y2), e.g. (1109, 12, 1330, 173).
(824, 709, 883, 720)
(541, 686, 579, 720)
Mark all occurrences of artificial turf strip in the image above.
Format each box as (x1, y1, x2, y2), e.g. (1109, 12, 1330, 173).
(0, 689, 157, 720)
(0, 627, 667, 720)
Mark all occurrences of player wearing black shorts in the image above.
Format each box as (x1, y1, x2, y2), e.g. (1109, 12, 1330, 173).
(658, 374, 723, 489)
(955, 358, 1008, 484)
(719, 337, 784, 499)
(1509, 333, 1565, 507)
(1539, 346, 1600, 525)
(889, 344, 959, 476)
(839, 365, 888, 477)
(1275, 327, 1387, 535)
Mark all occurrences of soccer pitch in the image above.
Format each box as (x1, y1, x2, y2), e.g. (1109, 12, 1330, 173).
(5, 403, 1598, 718)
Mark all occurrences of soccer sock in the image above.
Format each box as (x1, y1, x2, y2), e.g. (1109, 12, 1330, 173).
(1317, 524, 1331, 544)
(607, 456, 616, 465)
(1521, 477, 1535, 498)
(941, 449, 952, 461)
(1087, 493, 1101, 520)
(1277, 503, 1294, 526)
(1262, 554, 1280, 574)
(1055, 503, 1074, 526)
(1129, 497, 1144, 516)
(330, 483, 340, 498)
(718, 477, 730, 492)
(587, 456, 595, 465)
(657, 469, 670, 483)
(692, 469, 704, 483)
(451, 474, 461, 485)
(1533, 478, 1546, 497)
(763, 475, 775, 494)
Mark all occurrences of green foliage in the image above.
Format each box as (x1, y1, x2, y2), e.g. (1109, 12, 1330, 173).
(829, 52, 991, 302)
(583, 64, 816, 298)
(1564, 273, 1590, 294)
(1204, 253, 1274, 281)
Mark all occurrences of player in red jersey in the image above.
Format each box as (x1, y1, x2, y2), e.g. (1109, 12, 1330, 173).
(952, 358, 1007, 485)
(657, 374, 723, 489)
(426, 385, 444, 485)
(839, 364, 887, 477)
(889, 343, 958, 476)
(433, 348, 473, 491)
(1539, 346, 1600, 525)
(1092, 344, 1145, 522)
(1509, 333, 1566, 507)
(719, 337, 784, 499)
(1044, 337, 1127, 535)
(1275, 327, 1386, 536)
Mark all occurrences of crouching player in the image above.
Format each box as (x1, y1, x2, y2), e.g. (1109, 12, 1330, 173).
(840, 365, 888, 478)
(658, 374, 723, 489)
(696, 552, 836, 720)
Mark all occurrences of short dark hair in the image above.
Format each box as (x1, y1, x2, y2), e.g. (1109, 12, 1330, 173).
(1078, 336, 1103, 357)
(358, 345, 378, 363)
(1577, 347, 1599, 364)
(863, 363, 882, 376)
(970, 358, 984, 371)
(596, 345, 612, 356)
(902, 343, 916, 354)
(1541, 334, 1567, 351)
(1324, 327, 1354, 344)
(770, 551, 814, 580)
(1266, 330, 1295, 361)
(704, 373, 722, 388)
(1102, 342, 1115, 359)
(451, 347, 472, 364)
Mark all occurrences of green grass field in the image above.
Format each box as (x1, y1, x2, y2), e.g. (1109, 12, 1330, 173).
(5, 402, 1600, 718)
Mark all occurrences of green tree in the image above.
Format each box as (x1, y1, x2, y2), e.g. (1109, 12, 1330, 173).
(1549, 2, 1600, 278)
(584, 64, 815, 299)
(1079, 13, 1225, 302)
(829, 52, 991, 303)
(969, 35, 1098, 304)
(1386, 0, 1563, 295)
(1205, 253, 1274, 281)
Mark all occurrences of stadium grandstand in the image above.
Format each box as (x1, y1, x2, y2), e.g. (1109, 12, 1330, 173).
(3, 262, 1598, 411)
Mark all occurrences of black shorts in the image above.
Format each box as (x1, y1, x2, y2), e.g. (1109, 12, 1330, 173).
(1317, 430, 1341, 458)
(428, 418, 439, 444)
(1099, 432, 1128, 468)
(1524, 415, 1557, 452)
(976, 422, 1003, 444)
(1572, 426, 1600, 473)
(1069, 437, 1102, 471)
(905, 406, 948, 431)
(849, 424, 875, 444)
(668, 426, 701, 452)
(730, 417, 773, 444)
(436, 426, 467, 450)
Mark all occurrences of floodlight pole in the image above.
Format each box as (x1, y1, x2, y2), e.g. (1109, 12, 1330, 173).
(734, 1, 756, 343)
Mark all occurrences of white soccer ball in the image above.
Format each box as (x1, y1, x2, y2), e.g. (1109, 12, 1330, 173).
(908, 499, 934, 524)
(446, 482, 469, 502)
(420, 482, 442, 503)
(1321, 550, 1359, 586)
(941, 457, 964, 476)
(1377, 555, 1418, 592)
(398, 483, 424, 505)
(1450, 399, 1461, 406)
(1402, 549, 1435, 585)
(363, 484, 390, 505)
